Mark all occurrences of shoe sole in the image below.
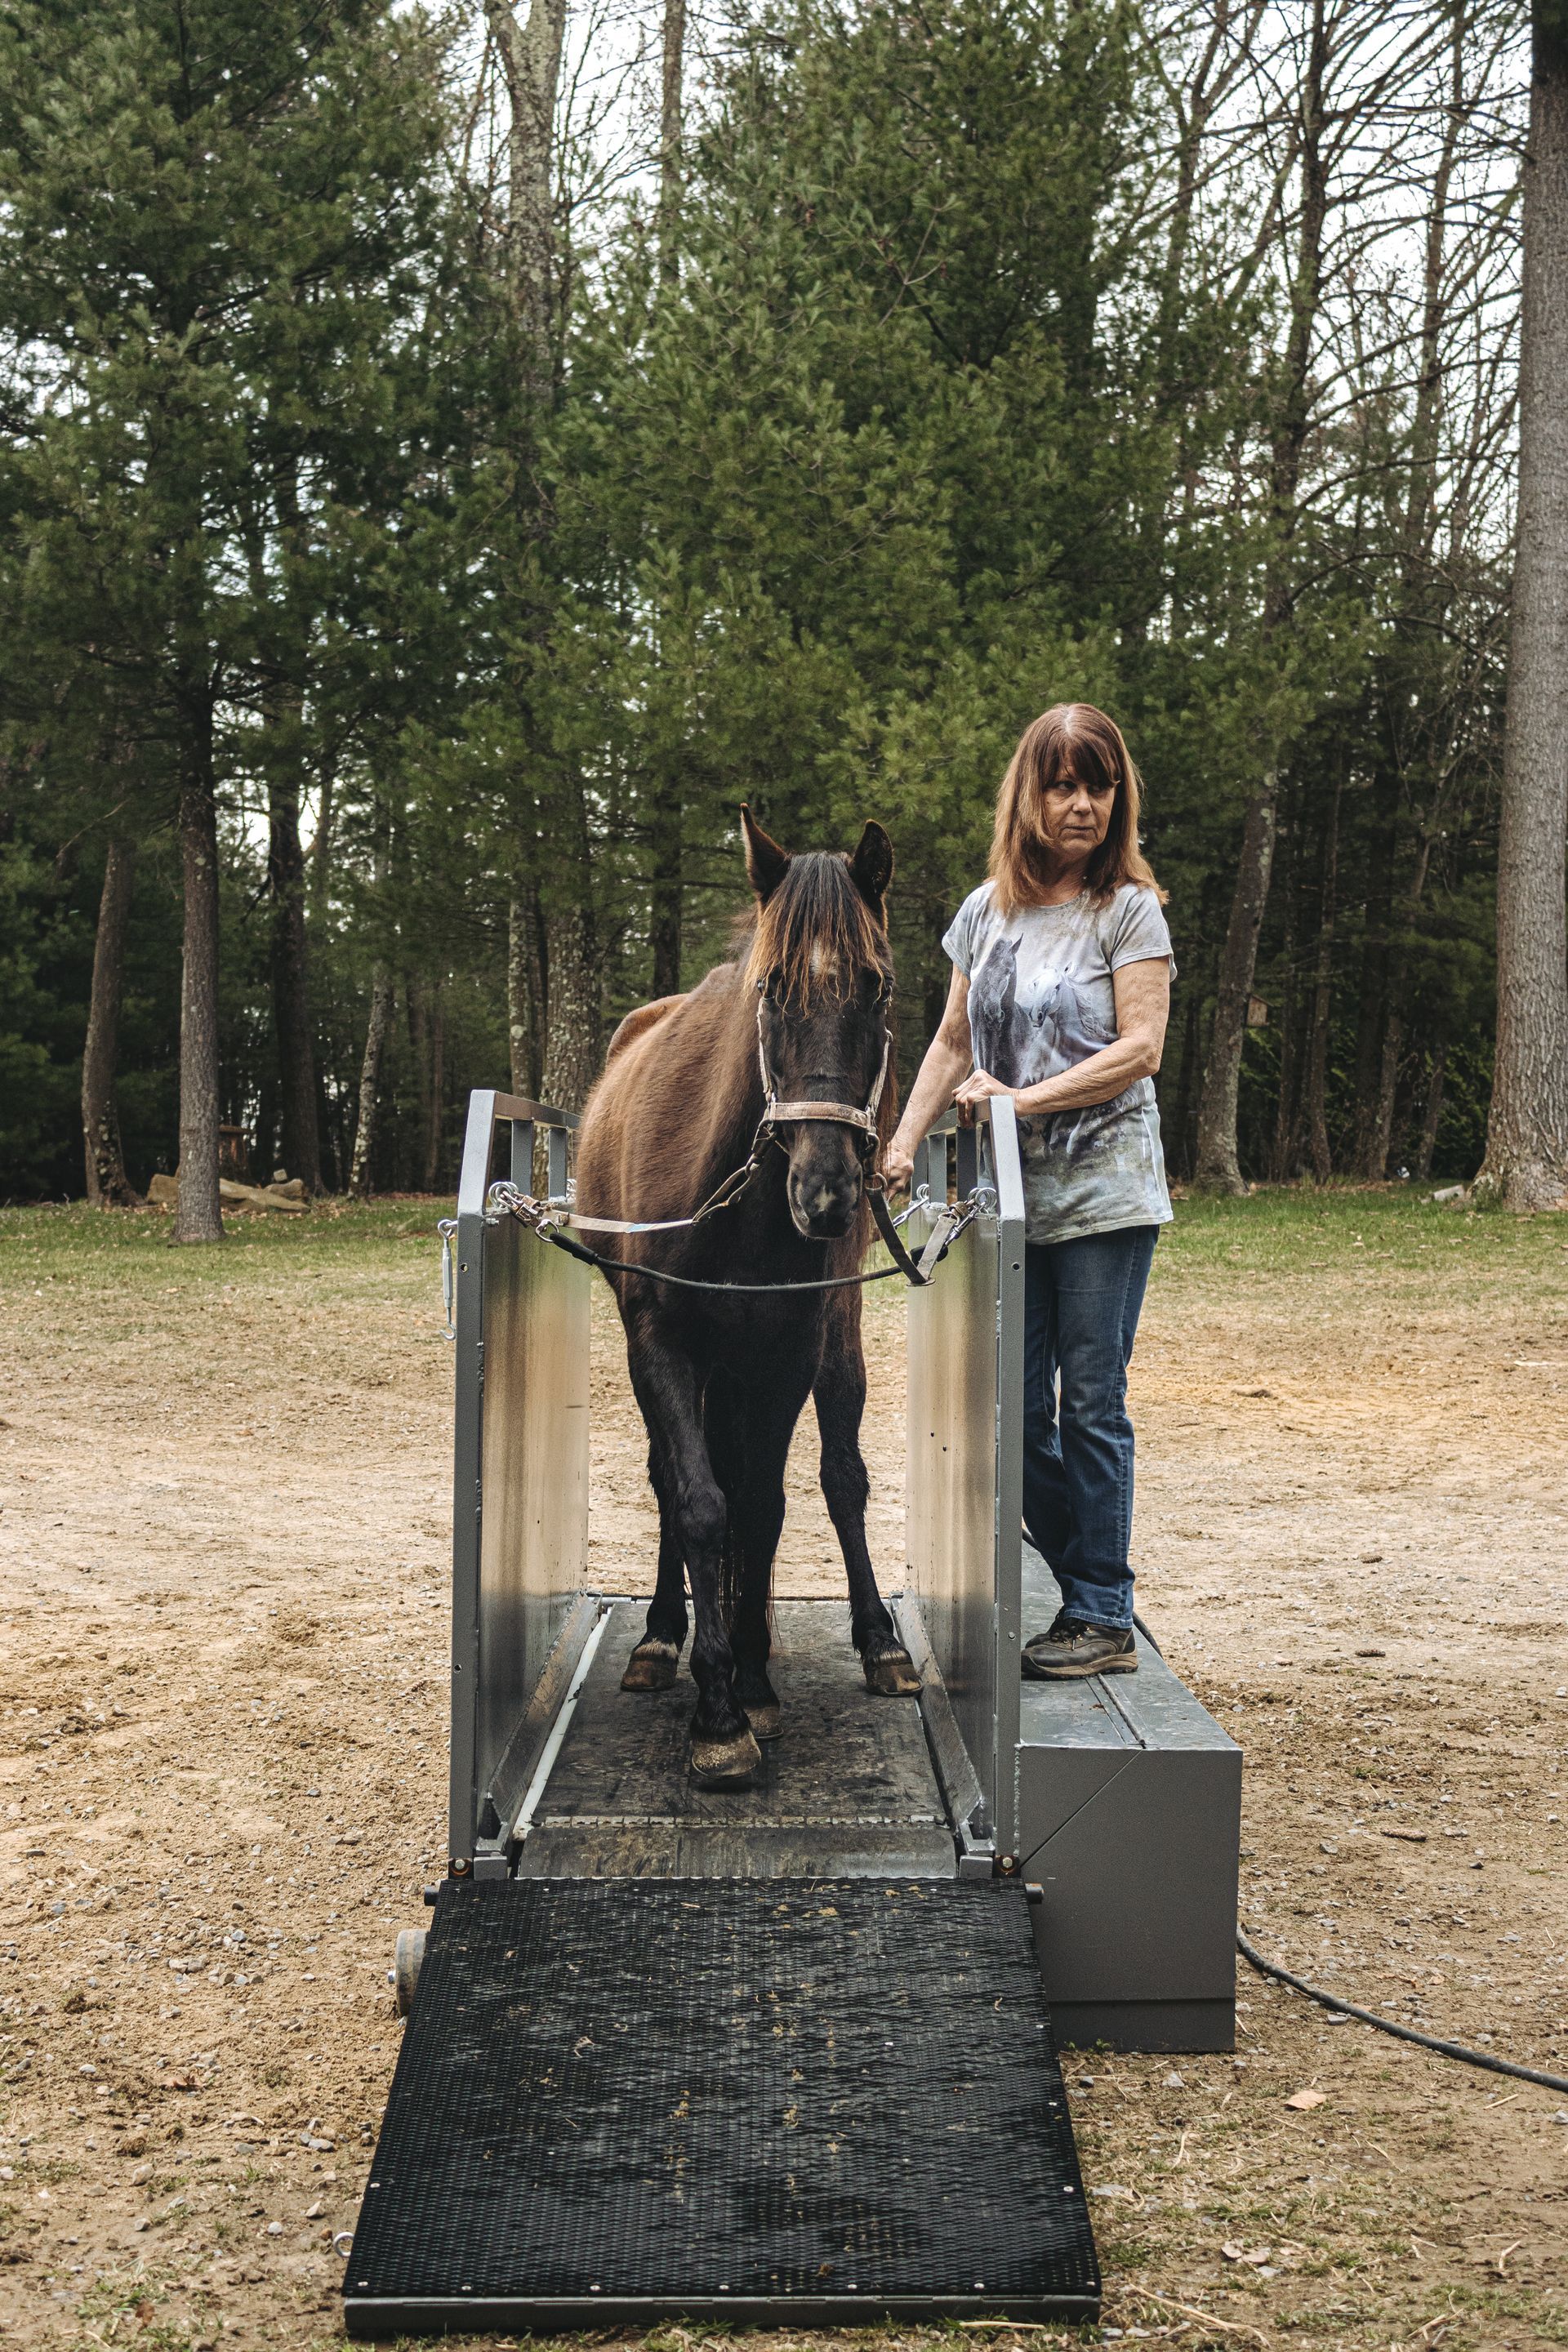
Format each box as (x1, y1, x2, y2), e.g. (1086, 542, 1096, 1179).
(1022, 1651, 1138, 1680)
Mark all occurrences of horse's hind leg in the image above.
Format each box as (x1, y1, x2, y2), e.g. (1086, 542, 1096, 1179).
(814, 1296, 920, 1696)
(626, 1323, 759, 1786)
(621, 1446, 687, 1691)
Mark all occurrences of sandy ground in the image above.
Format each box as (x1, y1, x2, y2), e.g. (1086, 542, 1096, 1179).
(0, 1193, 1565, 2352)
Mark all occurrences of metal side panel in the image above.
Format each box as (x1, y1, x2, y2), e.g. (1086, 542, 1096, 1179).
(448, 1090, 590, 1865)
(904, 1102, 1024, 1860)
(345, 1878, 1099, 2333)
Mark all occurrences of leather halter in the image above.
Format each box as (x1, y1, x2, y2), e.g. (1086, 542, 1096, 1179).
(755, 996, 891, 1150)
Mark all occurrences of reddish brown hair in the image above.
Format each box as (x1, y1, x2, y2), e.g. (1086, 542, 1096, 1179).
(987, 703, 1166, 914)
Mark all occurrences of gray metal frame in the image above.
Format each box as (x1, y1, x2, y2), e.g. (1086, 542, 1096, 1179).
(448, 1090, 595, 1875)
(899, 1098, 1026, 1868)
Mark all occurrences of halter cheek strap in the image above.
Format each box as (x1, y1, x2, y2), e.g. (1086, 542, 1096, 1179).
(755, 1001, 891, 1147)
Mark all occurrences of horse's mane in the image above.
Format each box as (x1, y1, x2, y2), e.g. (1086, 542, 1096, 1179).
(740, 852, 892, 1008)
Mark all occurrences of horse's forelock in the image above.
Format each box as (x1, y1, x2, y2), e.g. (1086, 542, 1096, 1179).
(742, 852, 891, 1007)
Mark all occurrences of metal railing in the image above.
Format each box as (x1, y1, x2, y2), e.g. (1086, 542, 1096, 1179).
(448, 1092, 595, 1873)
(901, 1098, 1026, 1868)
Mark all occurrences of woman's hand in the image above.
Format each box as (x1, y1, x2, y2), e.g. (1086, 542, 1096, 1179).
(881, 1131, 915, 1189)
(952, 1068, 1018, 1113)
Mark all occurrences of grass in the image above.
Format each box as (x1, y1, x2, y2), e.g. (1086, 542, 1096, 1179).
(4, 1180, 1564, 1303)
(1161, 1181, 1568, 1291)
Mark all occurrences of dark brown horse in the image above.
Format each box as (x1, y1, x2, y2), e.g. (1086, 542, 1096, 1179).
(573, 810, 920, 1787)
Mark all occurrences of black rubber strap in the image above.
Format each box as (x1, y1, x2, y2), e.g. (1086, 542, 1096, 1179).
(868, 1183, 937, 1285)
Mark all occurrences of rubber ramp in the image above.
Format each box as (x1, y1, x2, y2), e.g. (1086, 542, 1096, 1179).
(345, 1876, 1099, 2336)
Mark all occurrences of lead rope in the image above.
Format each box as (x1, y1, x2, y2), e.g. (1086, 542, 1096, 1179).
(481, 1177, 992, 1295)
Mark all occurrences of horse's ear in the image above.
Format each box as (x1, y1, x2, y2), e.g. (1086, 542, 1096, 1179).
(742, 804, 791, 905)
(849, 820, 894, 912)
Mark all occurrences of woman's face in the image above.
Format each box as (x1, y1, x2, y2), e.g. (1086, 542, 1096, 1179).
(1037, 759, 1116, 869)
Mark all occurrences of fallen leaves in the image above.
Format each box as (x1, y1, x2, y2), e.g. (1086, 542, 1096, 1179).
(1284, 2087, 1327, 2110)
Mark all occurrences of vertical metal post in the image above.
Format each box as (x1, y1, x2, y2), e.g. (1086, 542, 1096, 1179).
(448, 1090, 500, 1869)
(956, 1120, 979, 1197)
(547, 1124, 569, 1200)
(988, 1096, 1026, 1861)
(510, 1119, 535, 1192)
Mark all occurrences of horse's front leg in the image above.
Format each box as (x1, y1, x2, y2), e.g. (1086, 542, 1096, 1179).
(726, 1358, 817, 1741)
(626, 1324, 760, 1786)
(621, 1445, 688, 1691)
(813, 1298, 920, 1696)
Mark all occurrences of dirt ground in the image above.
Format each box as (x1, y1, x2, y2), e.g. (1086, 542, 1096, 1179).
(1, 1189, 1565, 2352)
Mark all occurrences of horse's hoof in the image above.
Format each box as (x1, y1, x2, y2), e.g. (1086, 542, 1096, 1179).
(621, 1640, 679, 1692)
(864, 1648, 921, 1697)
(690, 1727, 763, 1787)
(743, 1700, 784, 1742)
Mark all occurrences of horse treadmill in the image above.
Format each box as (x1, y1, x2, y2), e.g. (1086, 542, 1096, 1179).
(345, 1091, 1237, 2336)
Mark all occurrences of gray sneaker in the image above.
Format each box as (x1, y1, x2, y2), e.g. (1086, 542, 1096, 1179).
(1022, 1609, 1137, 1678)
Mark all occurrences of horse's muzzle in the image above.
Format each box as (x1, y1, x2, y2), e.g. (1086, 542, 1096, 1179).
(787, 1165, 862, 1241)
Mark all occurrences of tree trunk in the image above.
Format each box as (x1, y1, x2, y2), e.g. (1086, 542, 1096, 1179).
(1351, 766, 1399, 1178)
(82, 835, 140, 1207)
(648, 0, 687, 987)
(507, 888, 543, 1095)
(541, 902, 599, 1111)
(649, 780, 682, 999)
(174, 737, 224, 1244)
(1364, 1012, 1402, 1183)
(1195, 1, 1328, 1192)
(1414, 1040, 1448, 1181)
(268, 752, 322, 1193)
(485, 0, 568, 390)
(309, 755, 336, 922)
(1193, 777, 1279, 1192)
(1303, 768, 1343, 1183)
(1167, 983, 1203, 1181)
(1479, 1, 1568, 1209)
(1267, 789, 1303, 1182)
(657, 0, 686, 281)
(425, 982, 446, 1192)
(350, 964, 394, 1199)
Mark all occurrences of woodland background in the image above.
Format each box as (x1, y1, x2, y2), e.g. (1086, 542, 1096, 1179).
(0, 0, 1539, 1209)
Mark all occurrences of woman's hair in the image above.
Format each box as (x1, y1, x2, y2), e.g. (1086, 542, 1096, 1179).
(987, 702, 1166, 912)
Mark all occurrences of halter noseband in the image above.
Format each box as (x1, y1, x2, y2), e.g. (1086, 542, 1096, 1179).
(755, 993, 890, 1151)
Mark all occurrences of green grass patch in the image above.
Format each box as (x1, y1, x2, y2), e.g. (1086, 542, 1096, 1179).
(1159, 1183, 1568, 1302)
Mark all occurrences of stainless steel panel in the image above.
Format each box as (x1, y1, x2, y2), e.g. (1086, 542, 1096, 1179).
(903, 1099, 1025, 1855)
(448, 1090, 590, 1864)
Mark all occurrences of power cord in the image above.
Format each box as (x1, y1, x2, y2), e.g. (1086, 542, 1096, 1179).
(1236, 1927, 1568, 2095)
(1128, 1603, 1567, 2096)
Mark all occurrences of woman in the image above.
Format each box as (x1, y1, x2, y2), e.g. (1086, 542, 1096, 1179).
(884, 703, 1173, 1677)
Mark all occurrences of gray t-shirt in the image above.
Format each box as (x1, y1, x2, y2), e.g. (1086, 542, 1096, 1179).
(942, 880, 1174, 1246)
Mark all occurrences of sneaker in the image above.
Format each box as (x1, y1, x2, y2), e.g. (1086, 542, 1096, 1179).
(1022, 1609, 1137, 1678)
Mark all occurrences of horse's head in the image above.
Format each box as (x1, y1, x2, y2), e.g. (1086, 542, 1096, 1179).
(742, 807, 895, 1241)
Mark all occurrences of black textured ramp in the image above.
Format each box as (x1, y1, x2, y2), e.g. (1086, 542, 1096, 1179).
(345, 1877, 1099, 2337)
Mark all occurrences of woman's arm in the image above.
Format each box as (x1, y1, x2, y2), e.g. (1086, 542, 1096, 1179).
(953, 958, 1170, 1119)
(882, 966, 972, 1187)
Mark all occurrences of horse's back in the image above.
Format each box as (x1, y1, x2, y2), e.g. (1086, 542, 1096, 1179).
(604, 996, 684, 1065)
(577, 965, 744, 1223)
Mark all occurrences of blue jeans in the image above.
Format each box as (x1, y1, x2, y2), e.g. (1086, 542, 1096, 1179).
(1022, 1224, 1157, 1632)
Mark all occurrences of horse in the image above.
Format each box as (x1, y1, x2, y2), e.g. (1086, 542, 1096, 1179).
(572, 808, 920, 1788)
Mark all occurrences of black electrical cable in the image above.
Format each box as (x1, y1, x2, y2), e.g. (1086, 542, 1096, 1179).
(1236, 1927, 1568, 2094)
(1120, 1608, 1565, 2093)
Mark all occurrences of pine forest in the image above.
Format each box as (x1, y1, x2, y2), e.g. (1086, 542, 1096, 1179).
(1, 0, 1562, 1221)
